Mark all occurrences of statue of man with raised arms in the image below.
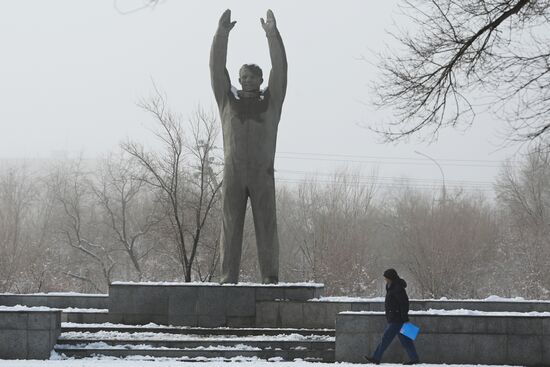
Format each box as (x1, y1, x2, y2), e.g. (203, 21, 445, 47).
(210, 9, 287, 284)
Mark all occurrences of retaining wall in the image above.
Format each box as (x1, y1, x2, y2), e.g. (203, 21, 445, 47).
(109, 282, 323, 327)
(335, 312, 550, 366)
(256, 299, 550, 328)
(0, 293, 108, 309)
(0, 309, 61, 359)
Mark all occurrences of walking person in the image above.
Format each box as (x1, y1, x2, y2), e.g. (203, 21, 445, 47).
(365, 269, 420, 365)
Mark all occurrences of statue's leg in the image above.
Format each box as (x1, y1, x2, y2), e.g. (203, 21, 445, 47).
(250, 171, 279, 284)
(219, 174, 248, 284)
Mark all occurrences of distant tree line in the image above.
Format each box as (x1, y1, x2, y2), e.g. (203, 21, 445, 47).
(1, 100, 549, 299)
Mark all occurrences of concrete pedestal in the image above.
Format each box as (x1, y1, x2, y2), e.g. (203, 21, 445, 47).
(0, 309, 61, 359)
(109, 282, 323, 327)
(335, 312, 550, 366)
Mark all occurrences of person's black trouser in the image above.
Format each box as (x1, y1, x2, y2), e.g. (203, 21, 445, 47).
(372, 322, 419, 362)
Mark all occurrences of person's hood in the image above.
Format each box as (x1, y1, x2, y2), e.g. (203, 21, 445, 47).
(388, 278, 407, 290)
(397, 278, 407, 289)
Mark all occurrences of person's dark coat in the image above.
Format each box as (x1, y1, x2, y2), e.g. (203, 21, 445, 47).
(384, 278, 410, 323)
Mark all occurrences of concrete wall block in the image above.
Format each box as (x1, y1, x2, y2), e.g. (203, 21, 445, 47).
(336, 314, 379, 334)
(470, 334, 507, 365)
(312, 287, 324, 299)
(225, 287, 255, 317)
(431, 315, 486, 334)
(507, 317, 543, 335)
(227, 316, 255, 327)
(196, 287, 225, 316)
(168, 287, 198, 317)
(168, 313, 197, 327)
(0, 312, 28, 329)
(279, 301, 303, 328)
(542, 317, 550, 335)
(350, 302, 375, 312)
(198, 314, 226, 328)
(28, 312, 54, 330)
(434, 333, 474, 364)
(27, 330, 53, 359)
(335, 332, 370, 363)
(255, 287, 285, 301)
(542, 336, 550, 365)
(506, 335, 543, 366)
(302, 302, 329, 329)
(118, 312, 167, 325)
(255, 301, 279, 327)
(0, 330, 27, 359)
(486, 316, 507, 334)
(413, 334, 442, 364)
(283, 287, 316, 301)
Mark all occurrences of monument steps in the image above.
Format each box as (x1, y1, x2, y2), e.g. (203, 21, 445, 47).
(61, 323, 335, 337)
(54, 323, 335, 362)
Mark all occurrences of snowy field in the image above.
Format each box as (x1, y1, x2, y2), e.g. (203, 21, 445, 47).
(0, 361, 520, 367)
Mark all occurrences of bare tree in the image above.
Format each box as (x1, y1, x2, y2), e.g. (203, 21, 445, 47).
(122, 92, 223, 282)
(385, 186, 500, 298)
(373, 0, 550, 143)
(0, 165, 36, 292)
(92, 152, 162, 281)
(50, 158, 116, 293)
(495, 145, 550, 297)
(277, 169, 380, 295)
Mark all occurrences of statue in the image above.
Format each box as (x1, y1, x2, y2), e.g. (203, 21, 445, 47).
(210, 9, 287, 284)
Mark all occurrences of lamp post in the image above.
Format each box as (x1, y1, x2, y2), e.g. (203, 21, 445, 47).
(414, 150, 446, 202)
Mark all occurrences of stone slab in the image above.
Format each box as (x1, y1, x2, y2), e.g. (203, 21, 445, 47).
(108, 282, 324, 327)
(335, 312, 550, 365)
(0, 310, 61, 359)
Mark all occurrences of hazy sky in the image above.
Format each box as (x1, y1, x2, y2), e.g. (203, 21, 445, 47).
(0, 1, 523, 194)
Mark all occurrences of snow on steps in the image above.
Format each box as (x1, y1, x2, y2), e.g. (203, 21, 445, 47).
(54, 323, 335, 362)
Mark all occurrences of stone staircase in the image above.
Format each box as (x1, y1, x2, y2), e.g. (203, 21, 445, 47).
(54, 323, 335, 362)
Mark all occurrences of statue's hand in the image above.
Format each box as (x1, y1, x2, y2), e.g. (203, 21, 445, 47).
(260, 9, 278, 35)
(218, 9, 236, 33)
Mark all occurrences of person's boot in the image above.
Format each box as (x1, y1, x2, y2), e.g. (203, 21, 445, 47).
(403, 360, 420, 365)
(364, 356, 380, 365)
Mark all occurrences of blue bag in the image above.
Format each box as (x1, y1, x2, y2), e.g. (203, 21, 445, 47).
(400, 322, 420, 340)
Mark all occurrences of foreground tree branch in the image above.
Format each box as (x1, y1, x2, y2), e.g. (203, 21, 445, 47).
(373, 0, 550, 143)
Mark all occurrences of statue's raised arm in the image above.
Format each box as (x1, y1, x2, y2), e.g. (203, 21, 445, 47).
(261, 10, 287, 104)
(210, 9, 236, 106)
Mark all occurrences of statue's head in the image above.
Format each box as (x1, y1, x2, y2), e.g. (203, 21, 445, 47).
(239, 64, 263, 92)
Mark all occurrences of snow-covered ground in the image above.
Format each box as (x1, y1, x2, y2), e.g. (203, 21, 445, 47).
(59, 330, 334, 342)
(312, 295, 550, 303)
(0, 361, 521, 367)
(0, 305, 108, 313)
(343, 309, 550, 317)
(111, 281, 324, 288)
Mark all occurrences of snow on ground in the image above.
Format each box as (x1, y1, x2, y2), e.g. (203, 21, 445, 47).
(311, 295, 550, 303)
(0, 361, 522, 367)
(63, 308, 108, 313)
(61, 322, 333, 331)
(343, 309, 550, 317)
(0, 292, 106, 297)
(0, 305, 59, 311)
(111, 281, 324, 288)
(60, 330, 334, 341)
(0, 305, 107, 313)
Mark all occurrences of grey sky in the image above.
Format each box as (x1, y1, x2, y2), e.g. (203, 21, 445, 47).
(0, 1, 521, 194)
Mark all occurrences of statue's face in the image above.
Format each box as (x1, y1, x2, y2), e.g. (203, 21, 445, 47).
(239, 68, 263, 92)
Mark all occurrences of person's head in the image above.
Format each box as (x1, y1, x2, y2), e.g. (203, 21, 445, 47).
(383, 268, 399, 284)
(239, 64, 264, 92)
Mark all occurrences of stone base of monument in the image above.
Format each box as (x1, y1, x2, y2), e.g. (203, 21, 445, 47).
(54, 323, 335, 362)
(257, 297, 550, 329)
(0, 308, 61, 359)
(108, 282, 324, 327)
(335, 311, 550, 366)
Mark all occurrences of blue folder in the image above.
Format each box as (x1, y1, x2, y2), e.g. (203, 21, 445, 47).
(400, 322, 420, 340)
